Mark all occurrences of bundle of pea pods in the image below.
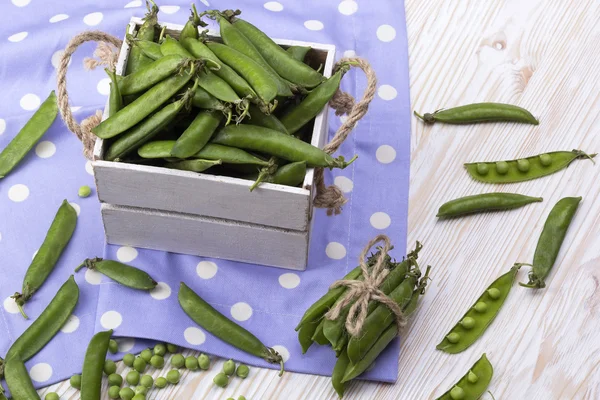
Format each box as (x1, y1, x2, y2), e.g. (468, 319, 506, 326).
(93, 3, 356, 190)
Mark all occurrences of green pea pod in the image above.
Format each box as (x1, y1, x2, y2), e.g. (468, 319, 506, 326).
(280, 63, 351, 134)
(75, 258, 157, 290)
(193, 86, 232, 116)
(0, 91, 58, 179)
(12, 200, 77, 319)
(129, 37, 163, 61)
(166, 158, 222, 172)
(105, 69, 122, 117)
(246, 104, 289, 134)
(342, 324, 397, 383)
(266, 161, 306, 187)
(286, 46, 311, 62)
(118, 55, 188, 96)
(125, 0, 158, 75)
(178, 282, 284, 375)
(231, 17, 324, 88)
(297, 319, 320, 354)
(4, 357, 40, 400)
(332, 349, 350, 398)
(437, 265, 520, 354)
(437, 193, 543, 218)
(81, 330, 113, 400)
(6, 276, 79, 362)
(93, 69, 195, 139)
(212, 125, 357, 169)
(311, 319, 329, 345)
(434, 354, 493, 400)
(415, 103, 538, 125)
(179, 4, 202, 41)
(138, 141, 269, 166)
(172, 111, 223, 158)
(520, 197, 582, 289)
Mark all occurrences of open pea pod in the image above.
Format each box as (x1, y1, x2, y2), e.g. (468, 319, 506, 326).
(434, 354, 493, 400)
(436, 265, 520, 354)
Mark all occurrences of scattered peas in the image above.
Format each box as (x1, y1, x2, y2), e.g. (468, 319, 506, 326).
(495, 161, 509, 175)
(487, 288, 501, 299)
(467, 371, 479, 383)
(150, 354, 165, 368)
(450, 386, 465, 399)
(236, 364, 249, 378)
(108, 385, 121, 399)
(108, 339, 119, 354)
(171, 354, 185, 368)
(166, 369, 181, 384)
(166, 343, 178, 353)
(238, 397, 247, 400)
(126, 370, 140, 386)
(70, 374, 81, 389)
(119, 387, 135, 400)
(446, 333, 460, 344)
(153, 343, 167, 356)
(185, 356, 199, 371)
(539, 153, 552, 166)
(223, 359, 236, 376)
(460, 317, 475, 329)
(473, 302, 488, 313)
(155, 377, 167, 388)
(104, 359, 117, 375)
(198, 354, 210, 370)
(213, 372, 229, 388)
(45, 393, 59, 400)
(133, 357, 147, 373)
(476, 163, 489, 175)
(132, 394, 145, 400)
(123, 353, 135, 367)
(140, 374, 153, 388)
(78, 185, 92, 198)
(108, 373, 123, 387)
(135, 385, 148, 395)
(517, 158, 530, 172)
(140, 349, 153, 363)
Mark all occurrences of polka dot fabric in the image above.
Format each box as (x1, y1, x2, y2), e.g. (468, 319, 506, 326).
(0, 0, 410, 390)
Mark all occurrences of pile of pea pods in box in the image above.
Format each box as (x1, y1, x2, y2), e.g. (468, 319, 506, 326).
(92, 18, 336, 270)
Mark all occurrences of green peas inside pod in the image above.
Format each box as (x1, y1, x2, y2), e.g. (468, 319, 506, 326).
(123, 353, 135, 367)
(150, 354, 165, 368)
(517, 158, 530, 172)
(108, 373, 123, 387)
(487, 288, 501, 299)
(450, 386, 466, 399)
(45, 393, 59, 400)
(213, 372, 229, 388)
(155, 377, 167, 388)
(446, 333, 461, 344)
(166, 369, 181, 384)
(223, 359, 235, 376)
(70, 374, 81, 389)
(476, 163, 489, 175)
(474, 302, 488, 313)
(108, 386, 120, 399)
(539, 153, 552, 166)
(140, 374, 153, 388)
(467, 370, 479, 383)
(460, 317, 476, 329)
(185, 356, 199, 370)
(126, 370, 140, 386)
(495, 161, 509, 175)
(171, 354, 185, 368)
(119, 387, 135, 400)
(104, 359, 117, 375)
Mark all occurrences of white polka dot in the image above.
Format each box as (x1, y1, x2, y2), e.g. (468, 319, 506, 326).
(338, 0, 358, 15)
(20, 93, 40, 111)
(343, 50, 356, 58)
(231, 302, 253, 321)
(279, 273, 300, 289)
(271, 345, 290, 362)
(97, 78, 111, 96)
(60, 315, 80, 333)
(8, 184, 29, 202)
(370, 212, 391, 229)
(184, 327, 206, 345)
(49, 14, 69, 23)
(196, 261, 218, 279)
(11, 0, 31, 7)
(83, 12, 103, 26)
(29, 363, 53, 382)
(326, 242, 346, 260)
(85, 268, 103, 285)
(71, 106, 81, 113)
(376, 25, 396, 42)
(304, 20, 324, 31)
(69, 202, 81, 216)
(378, 85, 397, 101)
(8, 32, 28, 43)
(85, 160, 94, 175)
(124, 0, 142, 7)
(117, 246, 138, 263)
(376, 145, 397, 164)
(334, 176, 353, 193)
(4, 297, 20, 314)
(160, 5, 180, 14)
(150, 282, 171, 300)
(100, 311, 123, 330)
(0, 119, 5, 135)
(200, 0, 210, 6)
(116, 338, 136, 352)
(264, 1, 283, 11)
(35, 141, 56, 158)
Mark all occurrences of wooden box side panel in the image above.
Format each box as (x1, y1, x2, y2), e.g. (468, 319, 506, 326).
(102, 204, 309, 270)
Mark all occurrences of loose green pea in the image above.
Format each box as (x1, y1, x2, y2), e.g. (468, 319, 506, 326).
(70, 374, 81, 389)
(155, 377, 167, 388)
(517, 159, 530, 172)
(460, 317, 476, 329)
(171, 354, 185, 368)
(450, 386, 465, 399)
(108, 339, 119, 354)
(123, 353, 135, 367)
(150, 354, 164, 368)
(236, 364, 249, 378)
(474, 302, 488, 313)
(135, 385, 148, 395)
(166, 369, 181, 384)
(476, 163, 489, 175)
(496, 161, 509, 174)
(109, 386, 121, 399)
(446, 333, 461, 343)
(153, 343, 167, 356)
(238, 397, 247, 400)
(539, 153, 552, 166)
(213, 372, 229, 388)
(119, 387, 135, 400)
(140, 374, 153, 388)
(140, 349, 153, 362)
(126, 370, 140, 386)
(104, 359, 117, 375)
(108, 373, 123, 387)
(78, 185, 92, 198)
(467, 370, 479, 383)
(198, 354, 210, 370)
(134, 357, 147, 373)
(487, 288, 501, 299)
(166, 343, 178, 353)
(185, 356, 199, 370)
(223, 359, 235, 376)
(45, 393, 59, 400)
(132, 394, 145, 400)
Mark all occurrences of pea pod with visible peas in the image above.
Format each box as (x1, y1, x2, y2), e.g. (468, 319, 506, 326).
(465, 150, 596, 184)
(178, 282, 284, 375)
(4, 357, 40, 400)
(436, 265, 520, 354)
(518, 196, 582, 289)
(0, 91, 58, 179)
(12, 200, 77, 319)
(434, 354, 493, 400)
(437, 193, 543, 219)
(171, 111, 223, 158)
(75, 258, 157, 290)
(166, 158, 222, 172)
(138, 141, 269, 166)
(81, 330, 113, 400)
(125, 0, 158, 75)
(414, 103, 539, 125)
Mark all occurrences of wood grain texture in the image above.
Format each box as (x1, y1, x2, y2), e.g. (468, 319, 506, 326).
(39, 1, 600, 399)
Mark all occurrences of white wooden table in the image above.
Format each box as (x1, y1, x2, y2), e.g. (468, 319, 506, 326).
(39, 0, 600, 398)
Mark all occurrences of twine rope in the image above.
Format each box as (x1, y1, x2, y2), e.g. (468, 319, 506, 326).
(324, 234, 407, 337)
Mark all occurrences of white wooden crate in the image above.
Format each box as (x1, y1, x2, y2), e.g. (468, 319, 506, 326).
(92, 18, 336, 270)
